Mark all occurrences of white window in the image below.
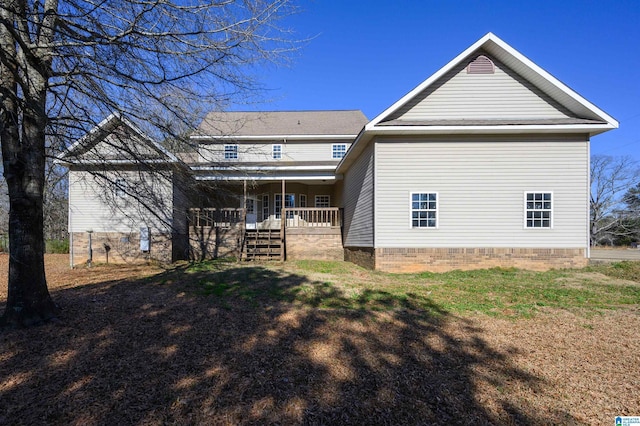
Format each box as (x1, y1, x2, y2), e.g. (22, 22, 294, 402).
(299, 194, 307, 208)
(332, 144, 346, 159)
(525, 192, 552, 228)
(114, 178, 127, 198)
(224, 144, 238, 160)
(272, 144, 282, 160)
(315, 195, 330, 208)
(274, 194, 295, 219)
(411, 193, 437, 228)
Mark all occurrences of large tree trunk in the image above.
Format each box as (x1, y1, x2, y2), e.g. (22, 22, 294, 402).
(0, 3, 58, 325)
(1, 101, 58, 327)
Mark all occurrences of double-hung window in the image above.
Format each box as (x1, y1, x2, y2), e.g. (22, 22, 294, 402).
(411, 193, 437, 228)
(275, 194, 295, 219)
(525, 192, 552, 228)
(224, 144, 238, 160)
(114, 178, 127, 198)
(272, 144, 282, 160)
(332, 144, 347, 159)
(315, 195, 330, 208)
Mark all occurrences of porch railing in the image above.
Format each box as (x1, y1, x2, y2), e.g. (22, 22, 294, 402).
(282, 207, 342, 228)
(189, 207, 342, 229)
(189, 208, 243, 228)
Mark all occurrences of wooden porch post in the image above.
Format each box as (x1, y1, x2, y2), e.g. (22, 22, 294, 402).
(281, 178, 285, 261)
(239, 180, 247, 261)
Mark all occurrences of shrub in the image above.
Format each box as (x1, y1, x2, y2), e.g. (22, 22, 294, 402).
(46, 239, 69, 254)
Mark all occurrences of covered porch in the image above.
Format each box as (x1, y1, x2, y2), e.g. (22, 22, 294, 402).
(187, 176, 344, 261)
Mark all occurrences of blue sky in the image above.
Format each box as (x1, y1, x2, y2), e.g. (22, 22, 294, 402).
(252, 0, 640, 160)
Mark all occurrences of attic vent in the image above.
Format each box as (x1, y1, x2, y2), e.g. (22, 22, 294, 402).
(467, 55, 495, 74)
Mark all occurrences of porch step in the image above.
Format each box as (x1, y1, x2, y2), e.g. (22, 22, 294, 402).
(242, 230, 282, 261)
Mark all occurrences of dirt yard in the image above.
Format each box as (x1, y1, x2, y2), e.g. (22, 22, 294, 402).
(0, 254, 639, 425)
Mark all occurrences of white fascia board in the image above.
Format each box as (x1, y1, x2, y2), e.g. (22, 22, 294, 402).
(366, 32, 618, 129)
(482, 35, 618, 127)
(366, 33, 496, 129)
(62, 113, 120, 157)
(368, 123, 616, 136)
(60, 112, 180, 164)
(59, 159, 176, 166)
(191, 134, 358, 141)
(196, 174, 340, 181)
(118, 116, 180, 162)
(191, 165, 336, 172)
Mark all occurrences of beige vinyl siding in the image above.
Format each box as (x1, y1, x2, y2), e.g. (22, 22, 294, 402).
(343, 143, 375, 247)
(80, 128, 161, 161)
(198, 141, 351, 163)
(389, 53, 573, 121)
(69, 170, 173, 233)
(374, 135, 589, 248)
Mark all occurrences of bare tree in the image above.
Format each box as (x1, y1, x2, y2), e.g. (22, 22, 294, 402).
(590, 155, 639, 246)
(0, 0, 297, 326)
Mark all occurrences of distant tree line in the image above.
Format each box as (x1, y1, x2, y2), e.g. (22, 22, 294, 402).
(591, 154, 640, 246)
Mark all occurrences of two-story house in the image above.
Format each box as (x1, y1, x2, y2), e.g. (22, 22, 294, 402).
(61, 33, 618, 272)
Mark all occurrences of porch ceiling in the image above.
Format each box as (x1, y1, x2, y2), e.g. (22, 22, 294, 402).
(192, 164, 340, 183)
(194, 173, 340, 184)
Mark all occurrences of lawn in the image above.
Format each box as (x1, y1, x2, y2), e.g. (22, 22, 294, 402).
(1, 255, 639, 425)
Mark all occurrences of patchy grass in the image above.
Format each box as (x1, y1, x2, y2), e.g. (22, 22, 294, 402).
(587, 260, 640, 281)
(1, 255, 639, 425)
(182, 260, 640, 318)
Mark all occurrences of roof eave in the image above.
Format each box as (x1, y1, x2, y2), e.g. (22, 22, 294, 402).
(366, 32, 619, 130)
(195, 173, 341, 182)
(367, 123, 617, 136)
(190, 134, 359, 141)
(191, 164, 337, 172)
(59, 112, 180, 165)
(59, 159, 179, 166)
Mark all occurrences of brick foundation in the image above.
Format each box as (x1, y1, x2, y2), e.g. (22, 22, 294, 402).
(71, 231, 172, 266)
(373, 247, 587, 273)
(286, 228, 343, 261)
(344, 246, 375, 270)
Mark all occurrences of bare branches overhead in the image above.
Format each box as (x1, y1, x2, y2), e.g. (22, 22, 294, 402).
(0, 0, 299, 326)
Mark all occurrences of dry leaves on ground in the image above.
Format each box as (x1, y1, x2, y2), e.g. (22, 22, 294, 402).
(0, 254, 639, 425)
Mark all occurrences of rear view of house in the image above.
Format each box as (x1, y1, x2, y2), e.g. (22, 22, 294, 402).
(62, 33, 618, 272)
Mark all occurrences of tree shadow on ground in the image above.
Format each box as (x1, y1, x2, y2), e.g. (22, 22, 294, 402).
(0, 264, 579, 425)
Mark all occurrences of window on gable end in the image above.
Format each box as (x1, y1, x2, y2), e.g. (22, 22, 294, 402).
(467, 55, 495, 74)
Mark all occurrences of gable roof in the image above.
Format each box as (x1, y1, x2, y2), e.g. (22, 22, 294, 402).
(192, 110, 368, 140)
(369, 33, 617, 131)
(338, 33, 618, 173)
(59, 113, 179, 165)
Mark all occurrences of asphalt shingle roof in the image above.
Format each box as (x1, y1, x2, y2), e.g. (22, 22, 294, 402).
(195, 110, 368, 137)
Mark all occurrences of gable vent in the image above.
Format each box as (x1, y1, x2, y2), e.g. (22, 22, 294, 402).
(467, 55, 495, 74)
